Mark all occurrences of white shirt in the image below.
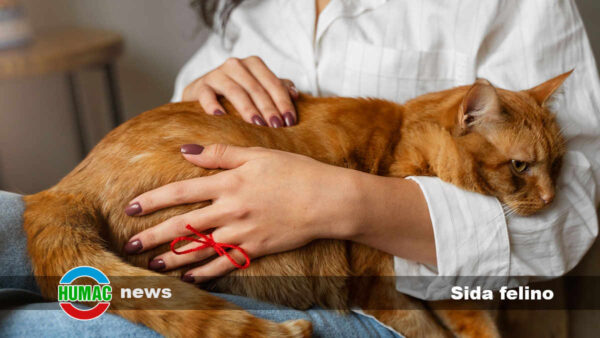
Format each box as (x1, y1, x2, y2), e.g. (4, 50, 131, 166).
(173, 0, 600, 300)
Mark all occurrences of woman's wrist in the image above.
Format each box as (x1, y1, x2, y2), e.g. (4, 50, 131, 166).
(328, 171, 437, 266)
(341, 171, 391, 242)
(307, 167, 366, 241)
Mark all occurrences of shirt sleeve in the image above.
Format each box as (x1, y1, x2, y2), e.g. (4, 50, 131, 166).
(171, 32, 232, 102)
(394, 0, 600, 300)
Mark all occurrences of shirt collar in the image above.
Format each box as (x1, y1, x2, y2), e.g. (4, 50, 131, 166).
(315, 0, 389, 42)
(280, 0, 390, 52)
(340, 0, 389, 15)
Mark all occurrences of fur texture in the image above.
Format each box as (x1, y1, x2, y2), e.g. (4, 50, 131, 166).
(23, 72, 570, 337)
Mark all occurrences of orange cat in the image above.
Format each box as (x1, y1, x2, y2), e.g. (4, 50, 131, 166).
(22, 71, 570, 337)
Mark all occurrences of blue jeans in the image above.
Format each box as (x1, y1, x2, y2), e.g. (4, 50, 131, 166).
(0, 191, 401, 337)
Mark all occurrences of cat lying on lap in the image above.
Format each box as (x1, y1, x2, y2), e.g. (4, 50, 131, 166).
(22, 71, 570, 337)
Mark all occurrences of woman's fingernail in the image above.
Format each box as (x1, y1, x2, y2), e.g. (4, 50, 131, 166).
(182, 274, 195, 283)
(214, 109, 225, 116)
(269, 116, 283, 128)
(289, 86, 298, 98)
(148, 258, 166, 271)
(283, 112, 296, 127)
(181, 144, 204, 155)
(125, 202, 142, 216)
(124, 239, 143, 254)
(251, 115, 268, 126)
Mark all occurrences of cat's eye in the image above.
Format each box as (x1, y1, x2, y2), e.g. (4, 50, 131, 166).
(511, 160, 528, 173)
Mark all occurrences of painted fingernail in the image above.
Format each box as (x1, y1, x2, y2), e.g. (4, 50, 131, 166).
(148, 258, 166, 271)
(181, 144, 204, 155)
(289, 86, 298, 98)
(283, 112, 296, 127)
(251, 115, 267, 126)
(269, 116, 283, 128)
(182, 274, 195, 283)
(124, 239, 143, 254)
(214, 109, 225, 116)
(125, 202, 142, 216)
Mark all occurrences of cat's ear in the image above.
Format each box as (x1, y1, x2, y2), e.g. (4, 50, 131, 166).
(458, 78, 502, 134)
(526, 69, 574, 106)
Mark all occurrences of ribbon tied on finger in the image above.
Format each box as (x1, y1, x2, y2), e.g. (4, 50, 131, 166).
(170, 224, 251, 269)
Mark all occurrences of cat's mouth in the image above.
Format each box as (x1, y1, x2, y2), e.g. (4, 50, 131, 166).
(503, 198, 549, 217)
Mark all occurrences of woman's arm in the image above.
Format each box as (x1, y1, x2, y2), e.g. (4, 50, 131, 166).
(347, 171, 436, 266)
(124, 144, 436, 282)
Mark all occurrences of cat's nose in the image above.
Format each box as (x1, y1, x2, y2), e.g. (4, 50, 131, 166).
(540, 192, 555, 205)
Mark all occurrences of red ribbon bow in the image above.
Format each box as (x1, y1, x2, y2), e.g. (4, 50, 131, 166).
(170, 224, 250, 269)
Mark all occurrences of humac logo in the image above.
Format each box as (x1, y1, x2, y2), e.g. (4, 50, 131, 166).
(58, 266, 112, 320)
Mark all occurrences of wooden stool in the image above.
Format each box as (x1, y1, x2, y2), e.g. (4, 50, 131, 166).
(0, 27, 124, 161)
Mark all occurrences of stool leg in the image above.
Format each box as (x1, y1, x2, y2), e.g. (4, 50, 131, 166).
(0, 155, 4, 189)
(104, 63, 123, 127)
(66, 72, 87, 159)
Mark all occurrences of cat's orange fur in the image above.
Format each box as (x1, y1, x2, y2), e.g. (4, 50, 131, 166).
(22, 72, 570, 337)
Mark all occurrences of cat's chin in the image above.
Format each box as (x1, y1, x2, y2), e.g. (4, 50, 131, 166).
(504, 200, 548, 216)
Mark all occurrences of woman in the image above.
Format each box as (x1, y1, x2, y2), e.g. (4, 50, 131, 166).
(128, 0, 600, 294)
(2, 0, 599, 336)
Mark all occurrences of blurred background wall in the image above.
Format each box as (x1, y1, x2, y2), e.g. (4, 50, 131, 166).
(0, 0, 599, 193)
(0, 0, 208, 193)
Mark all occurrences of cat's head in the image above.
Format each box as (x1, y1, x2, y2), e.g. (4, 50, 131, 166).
(456, 71, 571, 215)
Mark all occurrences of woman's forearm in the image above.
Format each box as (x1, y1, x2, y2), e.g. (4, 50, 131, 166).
(328, 171, 437, 267)
(126, 146, 436, 279)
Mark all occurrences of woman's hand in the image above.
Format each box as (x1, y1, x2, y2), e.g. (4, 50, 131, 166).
(183, 56, 299, 128)
(123, 144, 362, 283)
